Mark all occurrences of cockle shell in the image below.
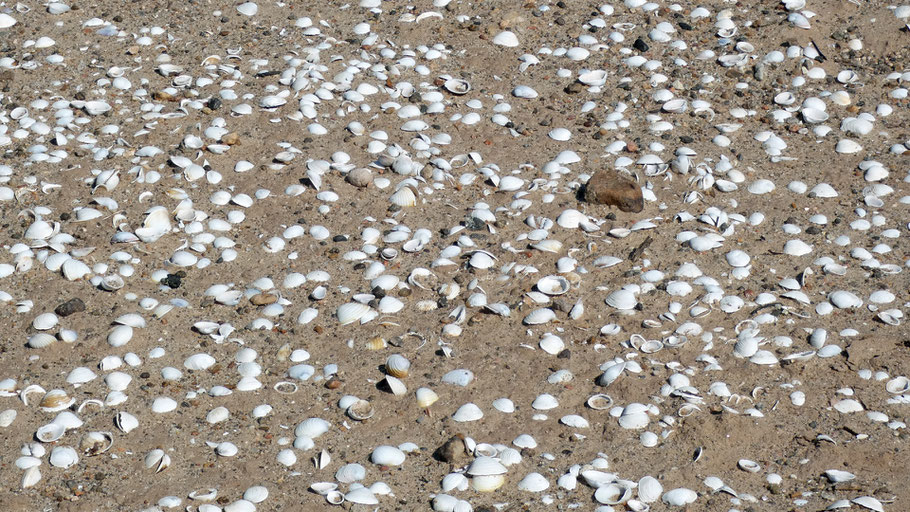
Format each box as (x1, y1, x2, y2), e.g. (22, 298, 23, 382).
(335, 463, 366, 483)
(337, 302, 371, 325)
(295, 418, 330, 438)
(385, 354, 411, 378)
(606, 289, 637, 310)
(416, 387, 439, 408)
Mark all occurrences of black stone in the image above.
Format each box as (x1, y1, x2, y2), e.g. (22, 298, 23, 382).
(55, 298, 86, 317)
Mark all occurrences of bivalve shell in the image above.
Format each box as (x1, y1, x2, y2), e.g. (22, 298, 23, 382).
(517, 473, 550, 492)
(385, 354, 411, 378)
(662, 488, 698, 506)
(49, 446, 79, 468)
(371, 445, 406, 466)
(536, 275, 570, 296)
(453, 403, 484, 422)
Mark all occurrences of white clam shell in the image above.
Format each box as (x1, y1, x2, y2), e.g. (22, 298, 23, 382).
(560, 414, 589, 428)
(36, 422, 66, 442)
(443, 78, 471, 95)
(517, 472, 549, 492)
(467, 456, 507, 476)
(536, 275, 570, 296)
(49, 446, 79, 469)
(295, 418, 330, 438)
(371, 445, 406, 466)
(493, 398, 515, 413)
(115, 411, 139, 433)
(184, 353, 216, 370)
(335, 463, 366, 483)
(441, 369, 474, 387)
(492, 31, 519, 47)
(638, 476, 663, 502)
(595, 483, 633, 505)
(337, 302, 371, 325)
(662, 488, 698, 506)
(606, 289, 637, 310)
(345, 487, 378, 505)
(32, 312, 59, 330)
(452, 402, 484, 422)
(523, 308, 555, 325)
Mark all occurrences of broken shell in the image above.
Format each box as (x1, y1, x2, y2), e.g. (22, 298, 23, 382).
(115, 411, 139, 433)
(79, 431, 114, 456)
(36, 422, 66, 442)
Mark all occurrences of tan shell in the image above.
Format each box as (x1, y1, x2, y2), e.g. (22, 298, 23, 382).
(385, 354, 411, 379)
(39, 389, 75, 412)
(364, 337, 387, 351)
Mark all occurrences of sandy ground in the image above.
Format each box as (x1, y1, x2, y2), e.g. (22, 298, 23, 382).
(0, 0, 909, 511)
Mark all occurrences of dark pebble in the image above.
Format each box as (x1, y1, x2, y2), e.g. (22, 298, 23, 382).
(207, 97, 222, 110)
(633, 37, 649, 52)
(464, 217, 485, 231)
(55, 298, 86, 317)
(161, 274, 183, 289)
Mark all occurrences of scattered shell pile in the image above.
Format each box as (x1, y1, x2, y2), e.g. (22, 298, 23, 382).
(0, 0, 909, 510)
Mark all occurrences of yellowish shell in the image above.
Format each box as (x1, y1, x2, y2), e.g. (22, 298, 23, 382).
(364, 337, 387, 351)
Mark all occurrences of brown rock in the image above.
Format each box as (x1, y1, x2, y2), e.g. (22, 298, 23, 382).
(583, 170, 644, 213)
(434, 434, 467, 463)
(346, 167, 372, 188)
(221, 132, 240, 145)
(250, 293, 277, 306)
